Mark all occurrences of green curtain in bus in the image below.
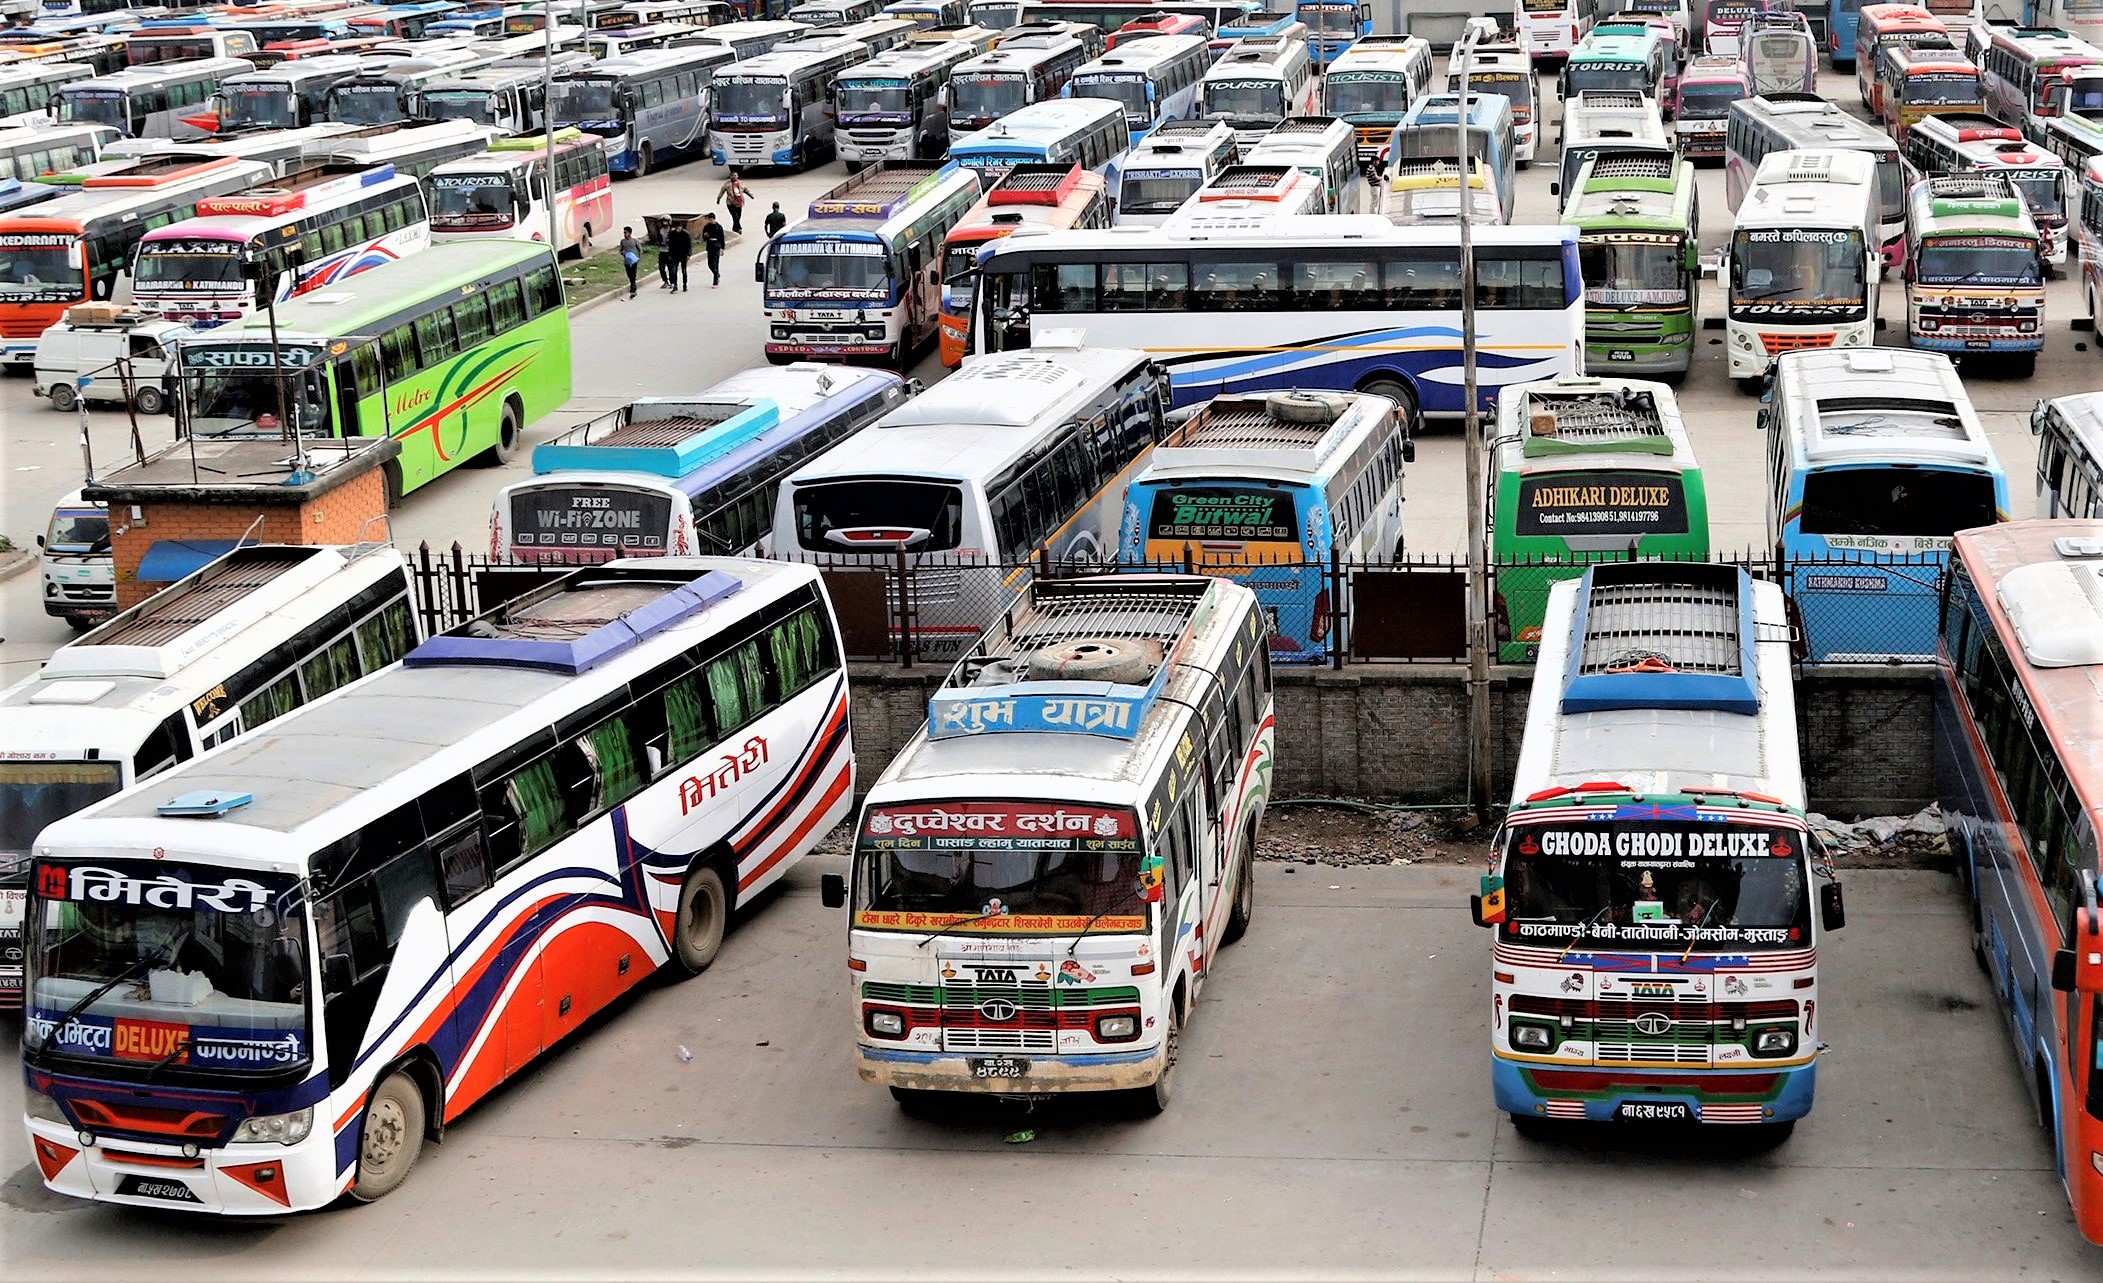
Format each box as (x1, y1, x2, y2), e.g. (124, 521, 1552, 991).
(768, 609, 821, 699)
(507, 759, 565, 856)
(586, 717, 641, 810)
(707, 644, 765, 735)
(666, 675, 710, 764)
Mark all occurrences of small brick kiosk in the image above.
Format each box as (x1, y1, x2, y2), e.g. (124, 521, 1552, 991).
(84, 436, 399, 610)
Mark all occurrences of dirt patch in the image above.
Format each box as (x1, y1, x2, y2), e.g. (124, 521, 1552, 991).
(1258, 802, 1494, 868)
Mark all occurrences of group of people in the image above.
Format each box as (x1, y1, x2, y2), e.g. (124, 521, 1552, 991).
(614, 170, 789, 298)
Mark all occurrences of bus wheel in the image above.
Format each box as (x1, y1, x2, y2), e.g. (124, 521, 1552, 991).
(133, 384, 165, 415)
(1357, 377, 1417, 432)
(47, 382, 76, 412)
(636, 143, 652, 177)
(382, 461, 404, 510)
(1131, 1002, 1179, 1117)
(481, 402, 521, 467)
(667, 862, 729, 978)
(1735, 377, 1765, 396)
(1223, 848, 1255, 945)
(2005, 351, 2037, 378)
(889, 1086, 945, 1116)
(350, 1071, 426, 1202)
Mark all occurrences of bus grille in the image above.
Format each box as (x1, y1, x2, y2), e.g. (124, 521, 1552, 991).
(1596, 1041, 1711, 1064)
(942, 1027, 1058, 1052)
(1757, 332, 1835, 355)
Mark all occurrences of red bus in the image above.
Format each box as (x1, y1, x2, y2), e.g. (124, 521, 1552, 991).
(1107, 11, 1206, 47)
(936, 161, 1109, 364)
(1936, 517, 2103, 1247)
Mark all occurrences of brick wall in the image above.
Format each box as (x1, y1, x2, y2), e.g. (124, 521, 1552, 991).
(107, 468, 388, 609)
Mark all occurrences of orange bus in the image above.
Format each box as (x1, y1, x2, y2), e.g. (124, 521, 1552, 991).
(935, 160, 1109, 366)
(0, 155, 272, 367)
(1853, 4, 1944, 115)
(1877, 42, 1981, 144)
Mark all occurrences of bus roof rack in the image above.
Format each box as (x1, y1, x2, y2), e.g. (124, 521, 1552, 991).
(532, 397, 782, 478)
(404, 563, 744, 675)
(48, 546, 335, 681)
(1515, 383, 1674, 458)
(1560, 563, 1759, 716)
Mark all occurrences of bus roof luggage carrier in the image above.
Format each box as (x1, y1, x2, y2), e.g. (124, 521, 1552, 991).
(1559, 563, 1758, 715)
(1153, 388, 1402, 472)
(1512, 380, 1674, 458)
(534, 393, 795, 478)
(408, 561, 745, 675)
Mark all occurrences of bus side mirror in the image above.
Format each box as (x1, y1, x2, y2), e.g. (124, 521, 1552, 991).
(1402, 437, 1416, 464)
(1819, 881, 1845, 932)
(926, 264, 940, 284)
(322, 952, 355, 993)
(35, 534, 44, 548)
(754, 256, 765, 282)
(820, 873, 845, 908)
(1547, 180, 1559, 197)
(1468, 893, 1489, 927)
(2032, 399, 2048, 435)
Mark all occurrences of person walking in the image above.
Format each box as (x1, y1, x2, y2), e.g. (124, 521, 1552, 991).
(758, 200, 786, 269)
(618, 226, 642, 298)
(701, 212, 727, 288)
(716, 169, 749, 234)
(656, 225, 675, 290)
(665, 220, 693, 292)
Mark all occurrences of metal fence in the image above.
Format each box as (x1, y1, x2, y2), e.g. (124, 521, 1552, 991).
(406, 543, 1956, 669)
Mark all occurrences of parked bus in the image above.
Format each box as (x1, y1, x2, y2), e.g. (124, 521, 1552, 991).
(776, 342, 1169, 657)
(1762, 346, 2005, 660)
(1904, 112, 2072, 267)
(174, 240, 572, 501)
(306, 117, 500, 176)
(948, 29, 1087, 132)
(1723, 149, 1881, 385)
(1487, 376, 1707, 661)
(20, 557, 853, 1211)
(970, 217, 1584, 419)
(1933, 520, 2103, 1247)
(788, 0, 886, 23)
(426, 128, 612, 257)
(1121, 388, 1408, 662)
(1516, 0, 1597, 62)
(0, 543, 419, 1011)
(2031, 390, 2103, 518)
(908, 20, 1006, 49)
(707, 34, 867, 169)
(1113, 113, 1238, 224)
(1594, 13, 1684, 100)
(1855, 5, 1946, 110)
(1300, 0, 1370, 66)
(1064, 32, 1207, 141)
(1380, 153, 1505, 222)
(1243, 113, 1359, 211)
(1198, 32, 1316, 147)
(1903, 170, 2046, 370)
(586, 20, 703, 56)
(1321, 32, 1436, 164)
(1161, 159, 1327, 227)
(1018, 0, 1271, 34)
(1726, 94, 1905, 266)
(1701, 0, 1771, 54)
(1106, 9, 1211, 45)
(2080, 151, 2103, 323)
(1564, 151, 1700, 376)
(1388, 90, 1517, 219)
(886, 0, 969, 27)
(415, 65, 558, 134)
(0, 121, 115, 182)
(94, 121, 363, 179)
(1475, 560, 1839, 1134)
(1980, 23, 2103, 139)
(324, 48, 502, 127)
(1878, 42, 1982, 142)
(55, 58, 251, 139)
(836, 14, 926, 49)
(1737, 8, 1816, 93)
(939, 160, 1109, 361)
(831, 38, 974, 167)
(947, 94, 1130, 193)
(1554, 88, 1670, 199)
(0, 155, 273, 364)
(0, 34, 126, 77)
(835, 572, 1268, 1113)
(493, 365, 910, 562)
(345, 0, 464, 40)
(123, 26, 262, 66)
(992, 16, 1108, 53)
(1559, 27, 1666, 99)
(1672, 53, 1747, 157)
(674, 17, 816, 58)
(206, 55, 365, 134)
(553, 45, 730, 176)
(0, 61, 92, 128)
(1217, 7, 1308, 43)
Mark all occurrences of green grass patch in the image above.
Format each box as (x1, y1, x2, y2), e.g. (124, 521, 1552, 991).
(563, 248, 633, 307)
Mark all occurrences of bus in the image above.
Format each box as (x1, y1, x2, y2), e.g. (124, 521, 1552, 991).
(776, 345, 1168, 650)
(907, 20, 1006, 50)
(2081, 151, 2103, 323)
(994, 16, 1109, 54)
(1723, 149, 1881, 385)
(552, 45, 731, 176)
(1065, 32, 1208, 141)
(1877, 42, 1983, 143)
(0, 177, 59, 215)
(886, 0, 969, 27)
(837, 13, 929, 48)
(832, 572, 1270, 1113)
(324, 49, 501, 127)
(1120, 388, 1408, 663)
(2031, 390, 2103, 518)
(1903, 170, 2046, 371)
(707, 34, 869, 169)
(1904, 113, 2073, 268)
(123, 26, 262, 67)
(1564, 151, 1701, 376)
(1726, 94, 1904, 267)
(830, 38, 975, 167)
(0, 155, 274, 364)
(969, 0, 1029, 24)
(174, 240, 572, 502)
(207, 55, 366, 135)
(586, 20, 702, 57)
(1702, 0, 1772, 55)
(789, 0, 886, 23)
(1243, 113, 1359, 212)
(1855, 5, 1946, 110)
(1488, 376, 1707, 661)
(1161, 159, 1328, 227)
(0, 61, 92, 128)
(939, 161, 1110, 361)
(131, 163, 427, 330)
(306, 118, 501, 177)
(948, 29, 1088, 132)
(0, 543, 419, 1011)
(1106, 10, 1212, 44)
(94, 121, 364, 180)
(762, 160, 982, 367)
(1018, 0, 1269, 34)
(20, 556, 854, 1212)
(1453, 44, 1536, 164)
(55, 58, 252, 139)
(426, 129, 613, 257)
(1197, 32, 1316, 148)
(1380, 154, 1505, 222)
(1515, 0, 1597, 63)
(1113, 114, 1238, 224)
(1738, 9, 1816, 94)
(1299, 0, 1370, 67)
(1761, 346, 2005, 661)
(1218, 7, 1308, 39)
(1933, 520, 2103, 1247)
(345, 1, 465, 40)
(969, 217, 1585, 420)
(947, 94, 1131, 192)
(1388, 91, 1517, 220)
(1558, 28, 1666, 99)
(1474, 560, 1839, 1135)
(1980, 24, 2103, 140)
(415, 65, 557, 135)
(0, 122, 115, 182)
(673, 17, 816, 58)
(1321, 33, 1437, 165)
(493, 365, 910, 562)
(1673, 53, 1748, 157)
(0, 34, 126, 78)
(1554, 88, 1669, 200)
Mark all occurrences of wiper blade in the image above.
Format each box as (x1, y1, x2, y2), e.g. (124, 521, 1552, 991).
(1556, 905, 1613, 964)
(1066, 897, 1143, 956)
(28, 934, 181, 1065)
(917, 907, 1011, 949)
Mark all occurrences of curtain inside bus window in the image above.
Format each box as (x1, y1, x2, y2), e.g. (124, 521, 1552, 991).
(767, 608, 823, 697)
(585, 716, 643, 809)
(298, 633, 360, 702)
(665, 673, 711, 762)
(507, 759, 566, 856)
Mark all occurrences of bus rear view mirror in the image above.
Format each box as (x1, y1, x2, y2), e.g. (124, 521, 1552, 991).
(1402, 437, 1416, 465)
(820, 873, 846, 909)
(1819, 881, 1845, 932)
(2053, 948, 2078, 992)
(754, 258, 765, 283)
(1468, 893, 1489, 928)
(322, 952, 355, 994)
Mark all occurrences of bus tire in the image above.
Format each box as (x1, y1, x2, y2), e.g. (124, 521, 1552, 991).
(636, 143, 652, 177)
(889, 1086, 945, 1116)
(1223, 849, 1254, 944)
(480, 399, 522, 467)
(133, 384, 165, 415)
(2006, 351, 2037, 378)
(1130, 1000, 1180, 1117)
(382, 460, 404, 510)
(349, 1070, 427, 1202)
(1356, 376, 1418, 432)
(1735, 377, 1765, 396)
(666, 861, 729, 978)
(47, 382, 76, 412)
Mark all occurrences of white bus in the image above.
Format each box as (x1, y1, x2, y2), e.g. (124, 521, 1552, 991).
(1553, 87, 1669, 199)
(210, 55, 367, 133)
(1064, 32, 1209, 141)
(775, 342, 1170, 658)
(0, 122, 115, 183)
(54, 58, 252, 140)
(1198, 32, 1318, 148)
(829, 572, 1272, 1114)
(1161, 160, 1329, 227)
(1115, 114, 1239, 224)
(1322, 33, 1438, 166)
(323, 48, 501, 127)
(20, 558, 855, 1212)
(1722, 147, 1881, 385)
(2031, 389, 2103, 519)
(832, 38, 978, 167)
(947, 94, 1131, 194)
(0, 60, 93, 128)
(1453, 44, 1538, 164)
(761, 159, 982, 367)
(947, 29, 1089, 132)
(493, 365, 911, 562)
(672, 17, 817, 60)
(709, 35, 871, 170)
(1726, 92, 1905, 269)
(0, 543, 418, 1010)
(1244, 113, 1362, 212)
(426, 128, 614, 258)
(97, 123, 364, 181)
(1516, 0, 1598, 61)
(415, 66, 555, 134)
(307, 119, 503, 178)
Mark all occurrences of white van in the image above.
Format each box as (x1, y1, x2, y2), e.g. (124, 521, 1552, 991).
(39, 490, 114, 631)
(32, 305, 188, 414)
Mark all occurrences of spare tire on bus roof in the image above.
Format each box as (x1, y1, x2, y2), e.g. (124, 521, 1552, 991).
(1267, 390, 1350, 425)
(1026, 637, 1162, 685)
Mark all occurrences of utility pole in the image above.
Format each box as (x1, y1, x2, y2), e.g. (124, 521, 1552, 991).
(1457, 21, 1493, 824)
(544, 0, 559, 256)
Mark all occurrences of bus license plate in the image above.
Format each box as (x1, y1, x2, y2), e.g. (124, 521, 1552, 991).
(1606, 349, 1633, 361)
(969, 1056, 1029, 1080)
(117, 1174, 202, 1203)
(1615, 1101, 1692, 1122)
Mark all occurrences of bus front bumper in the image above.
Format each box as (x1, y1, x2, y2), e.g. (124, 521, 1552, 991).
(858, 1042, 1166, 1095)
(22, 1119, 339, 1214)
(1492, 1057, 1817, 1125)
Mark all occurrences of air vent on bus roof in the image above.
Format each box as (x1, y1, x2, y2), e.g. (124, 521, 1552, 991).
(1560, 564, 1758, 716)
(1587, 153, 1674, 181)
(1996, 560, 2103, 667)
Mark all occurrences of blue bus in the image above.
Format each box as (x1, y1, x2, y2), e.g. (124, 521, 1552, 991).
(1297, 0, 1368, 67)
(553, 45, 735, 175)
(1215, 6, 1307, 47)
(947, 94, 1132, 194)
(1826, 0, 1861, 69)
(1386, 91, 1516, 220)
(491, 363, 913, 561)
(1064, 32, 1210, 140)
(1762, 347, 2008, 663)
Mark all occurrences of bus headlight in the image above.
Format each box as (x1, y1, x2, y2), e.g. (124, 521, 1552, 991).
(233, 1107, 313, 1146)
(1730, 329, 1754, 350)
(1751, 1027, 1796, 1057)
(865, 1009, 906, 1038)
(1095, 1014, 1138, 1041)
(1509, 1021, 1554, 1051)
(24, 1086, 68, 1126)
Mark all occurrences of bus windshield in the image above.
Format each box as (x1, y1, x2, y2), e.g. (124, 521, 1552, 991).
(1323, 73, 1403, 117)
(427, 173, 516, 225)
(767, 239, 892, 298)
(793, 478, 965, 551)
(836, 79, 914, 123)
(182, 356, 332, 438)
(0, 762, 120, 857)
(28, 860, 312, 1071)
(1069, 72, 1147, 124)
(1566, 61, 1647, 93)
(1730, 228, 1866, 312)
(1204, 78, 1284, 122)
(1498, 820, 1812, 951)
(1308, 2, 1361, 30)
(0, 236, 84, 301)
(1121, 166, 1203, 213)
(422, 89, 499, 124)
(951, 71, 1027, 123)
(1902, 72, 1980, 106)
(222, 85, 299, 130)
(1916, 235, 2040, 286)
(712, 76, 789, 125)
(1579, 234, 1688, 304)
(329, 82, 408, 124)
(552, 78, 622, 122)
(2011, 171, 2065, 221)
(855, 801, 1146, 919)
(1799, 466, 1998, 537)
(58, 89, 126, 128)
(136, 238, 246, 287)
(1675, 80, 1745, 117)
(1468, 71, 1533, 112)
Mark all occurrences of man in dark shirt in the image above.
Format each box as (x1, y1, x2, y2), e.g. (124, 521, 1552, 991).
(701, 213, 727, 289)
(665, 221, 692, 292)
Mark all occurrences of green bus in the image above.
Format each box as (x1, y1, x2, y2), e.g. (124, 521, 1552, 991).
(1562, 151, 1700, 380)
(175, 240, 574, 503)
(1489, 375, 1710, 663)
